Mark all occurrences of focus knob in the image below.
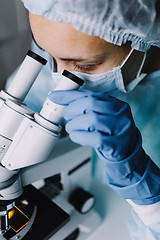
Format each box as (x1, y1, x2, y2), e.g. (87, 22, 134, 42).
(69, 187, 95, 214)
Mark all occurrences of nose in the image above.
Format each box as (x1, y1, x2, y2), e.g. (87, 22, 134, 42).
(52, 58, 58, 72)
(57, 62, 66, 72)
(53, 57, 72, 73)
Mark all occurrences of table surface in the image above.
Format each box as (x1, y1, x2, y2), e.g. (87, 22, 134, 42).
(87, 181, 133, 240)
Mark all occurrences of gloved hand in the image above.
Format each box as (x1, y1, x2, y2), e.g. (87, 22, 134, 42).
(48, 90, 160, 205)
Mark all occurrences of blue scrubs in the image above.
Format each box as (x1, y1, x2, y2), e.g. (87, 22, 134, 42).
(119, 70, 160, 168)
(119, 71, 160, 239)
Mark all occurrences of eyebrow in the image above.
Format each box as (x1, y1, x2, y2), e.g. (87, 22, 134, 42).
(31, 33, 105, 63)
(60, 58, 87, 62)
(60, 55, 105, 63)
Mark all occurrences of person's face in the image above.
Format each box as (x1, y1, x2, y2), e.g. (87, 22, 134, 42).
(29, 14, 131, 74)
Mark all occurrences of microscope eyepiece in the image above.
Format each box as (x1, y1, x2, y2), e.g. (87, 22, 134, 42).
(27, 50, 47, 65)
(5, 50, 47, 101)
(62, 70, 84, 86)
(39, 70, 84, 126)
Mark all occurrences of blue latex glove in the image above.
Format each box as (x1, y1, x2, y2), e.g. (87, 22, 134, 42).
(48, 90, 160, 205)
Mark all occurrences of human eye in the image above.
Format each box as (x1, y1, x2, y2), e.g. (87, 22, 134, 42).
(73, 62, 97, 72)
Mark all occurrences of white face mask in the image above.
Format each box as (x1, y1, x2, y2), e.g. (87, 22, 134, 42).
(50, 49, 147, 96)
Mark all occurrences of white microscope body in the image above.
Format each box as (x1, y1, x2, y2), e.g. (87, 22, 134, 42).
(0, 51, 101, 239)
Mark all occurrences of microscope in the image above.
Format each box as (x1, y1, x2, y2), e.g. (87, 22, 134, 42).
(0, 51, 101, 239)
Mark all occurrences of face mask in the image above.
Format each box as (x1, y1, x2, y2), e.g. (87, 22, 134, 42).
(50, 49, 147, 96)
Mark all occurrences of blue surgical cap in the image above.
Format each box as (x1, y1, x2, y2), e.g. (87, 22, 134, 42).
(22, 0, 160, 52)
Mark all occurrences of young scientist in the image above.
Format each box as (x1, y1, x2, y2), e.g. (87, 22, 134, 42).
(10, 0, 160, 239)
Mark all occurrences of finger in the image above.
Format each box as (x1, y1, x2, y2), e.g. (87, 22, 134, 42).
(65, 111, 116, 135)
(48, 89, 113, 105)
(69, 130, 131, 161)
(69, 131, 104, 149)
(63, 96, 122, 120)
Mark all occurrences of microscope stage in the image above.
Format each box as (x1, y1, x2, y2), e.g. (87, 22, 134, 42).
(3, 185, 70, 240)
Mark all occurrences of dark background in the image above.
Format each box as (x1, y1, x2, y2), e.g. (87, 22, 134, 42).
(0, 0, 32, 90)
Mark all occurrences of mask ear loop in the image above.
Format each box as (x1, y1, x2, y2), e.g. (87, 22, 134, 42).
(135, 52, 147, 78)
(120, 48, 134, 68)
(121, 48, 147, 78)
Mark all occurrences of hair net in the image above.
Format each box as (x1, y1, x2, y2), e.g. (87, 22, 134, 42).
(21, 0, 160, 52)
